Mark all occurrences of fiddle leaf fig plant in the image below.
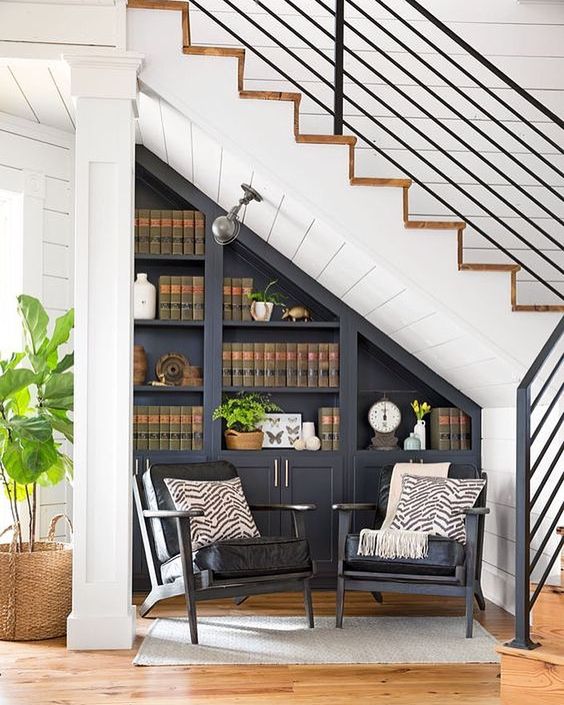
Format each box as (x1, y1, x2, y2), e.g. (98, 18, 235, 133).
(0, 295, 74, 552)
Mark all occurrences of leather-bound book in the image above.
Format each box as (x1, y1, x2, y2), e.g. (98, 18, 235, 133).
(318, 343, 329, 387)
(275, 343, 286, 387)
(241, 277, 253, 321)
(223, 277, 232, 320)
(460, 411, 472, 450)
(192, 276, 205, 320)
(160, 209, 173, 255)
(180, 405, 192, 450)
(430, 408, 451, 451)
(307, 343, 319, 388)
(222, 342, 232, 387)
(170, 276, 181, 321)
(158, 276, 171, 320)
(149, 209, 161, 254)
(231, 277, 242, 321)
(194, 211, 205, 255)
(148, 406, 160, 450)
(181, 276, 193, 320)
(297, 343, 308, 388)
(134, 210, 139, 254)
(231, 343, 243, 386)
(264, 343, 276, 387)
(450, 408, 461, 450)
(159, 406, 170, 450)
(137, 209, 150, 254)
(254, 342, 265, 386)
(182, 210, 195, 255)
(318, 407, 333, 451)
(137, 405, 149, 450)
(172, 210, 184, 255)
(242, 342, 254, 387)
(286, 343, 298, 387)
(328, 343, 339, 387)
(169, 406, 181, 451)
(332, 407, 340, 451)
(133, 406, 138, 449)
(192, 406, 204, 450)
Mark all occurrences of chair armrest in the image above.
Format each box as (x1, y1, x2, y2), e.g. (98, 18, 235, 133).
(462, 507, 490, 515)
(250, 504, 316, 512)
(332, 503, 378, 511)
(143, 509, 204, 519)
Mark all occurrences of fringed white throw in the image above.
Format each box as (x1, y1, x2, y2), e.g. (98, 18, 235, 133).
(357, 462, 450, 559)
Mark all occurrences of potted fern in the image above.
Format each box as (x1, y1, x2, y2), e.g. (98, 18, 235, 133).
(0, 295, 74, 641)
(213, 392, 281, 450)
(247, 280, 285, 322)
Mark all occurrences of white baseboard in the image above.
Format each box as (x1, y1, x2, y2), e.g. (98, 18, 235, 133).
(67, 607, 136, 650)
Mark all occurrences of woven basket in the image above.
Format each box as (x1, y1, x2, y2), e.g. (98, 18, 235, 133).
(225, 429, 264, 450)
(0, 515, 72, 641)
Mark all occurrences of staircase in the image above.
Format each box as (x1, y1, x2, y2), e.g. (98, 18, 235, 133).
(128, 0, 563, 314)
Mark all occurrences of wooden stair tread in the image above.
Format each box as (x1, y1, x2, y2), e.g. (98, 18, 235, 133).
(183, 46, 245, 59)
(239, 90, 301, 103)
(405, 220, 466, 230)
(296, 134, 357, 146)
(513, 304, 564, 312)
(497, 639, 564, 666)
(460, 263, 520, 273)
(351, 176, 412, 188)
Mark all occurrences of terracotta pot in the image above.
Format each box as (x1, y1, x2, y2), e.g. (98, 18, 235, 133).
(224, 429, 264, 450)
(133, 345, 147, 385)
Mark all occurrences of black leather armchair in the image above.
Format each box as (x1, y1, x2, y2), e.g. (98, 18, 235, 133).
(133, 460, 316, 644)
(333, 464, 489, 637)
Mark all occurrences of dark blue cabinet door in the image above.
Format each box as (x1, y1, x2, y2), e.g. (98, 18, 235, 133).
(282, 455, 344, 578)
(352, 455, 383, 533)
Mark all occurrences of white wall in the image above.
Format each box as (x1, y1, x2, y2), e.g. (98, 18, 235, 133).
(0, 111, 74, 540)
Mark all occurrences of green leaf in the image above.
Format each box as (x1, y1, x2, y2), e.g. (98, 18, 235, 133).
(0, 368, 35, 402)
(44, 410, 73, 443)
(10, 415, 52, 443)
(42, 372, 74, 411)
(36, 453, 66, 486)
(54, 352, 74, 374)
(44, 309, 74, 356)
(4, 386, 30, 417)
(0, 352, 25, 373)
(17, 295, 48, 354)
(3, 481, 34, 503)
(2, 444, 36, 484)
(21, 439, 58, 477)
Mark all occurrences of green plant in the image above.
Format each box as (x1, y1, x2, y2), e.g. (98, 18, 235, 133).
(0, 295, 74, 552)
(411, 399, 431, 421)
(212, 392, 281, 433)
(246, 280, 286, 307)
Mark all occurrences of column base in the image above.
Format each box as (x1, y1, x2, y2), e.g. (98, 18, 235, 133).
(67, 606, 136, 650)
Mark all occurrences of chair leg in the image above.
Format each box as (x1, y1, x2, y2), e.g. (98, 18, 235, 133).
(336, 575, 345, 628)
(475, 582, 486, 611)
(138, 588, 162, 618)
(303, 579, 314, 628)
(184, 585, 199, 645)
(234, 596, 249, 606)
(465, 586, 474, 638)
(371, 591, 383, 604)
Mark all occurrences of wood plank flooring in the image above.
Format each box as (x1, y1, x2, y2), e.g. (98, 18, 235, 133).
(0, 591, 513, 704)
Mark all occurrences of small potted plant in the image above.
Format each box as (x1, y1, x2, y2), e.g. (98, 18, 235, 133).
(213, 392, 281, 450)
(247, 280, 285, 322)
(411, 399, 431, 450)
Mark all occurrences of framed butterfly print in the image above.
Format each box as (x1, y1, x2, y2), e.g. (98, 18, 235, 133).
(258, 413, 302, 448)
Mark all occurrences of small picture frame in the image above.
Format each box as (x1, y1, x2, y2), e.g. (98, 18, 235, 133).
(258, 413, 302, 449)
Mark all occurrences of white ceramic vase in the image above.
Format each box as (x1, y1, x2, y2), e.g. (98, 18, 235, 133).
(414, 419, 426, 450)
(134, 273, 157, 320)
(301, 422, 316, 440)
(250, 301, 274, 321)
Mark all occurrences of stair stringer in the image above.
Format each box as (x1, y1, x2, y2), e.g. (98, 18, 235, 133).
(128, 6, 562, 395)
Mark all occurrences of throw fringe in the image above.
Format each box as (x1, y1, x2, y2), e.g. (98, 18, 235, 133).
(358, 529, 429, 559)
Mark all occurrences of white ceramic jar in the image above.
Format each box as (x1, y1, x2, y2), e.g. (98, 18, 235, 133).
(134, 273, 157, 320)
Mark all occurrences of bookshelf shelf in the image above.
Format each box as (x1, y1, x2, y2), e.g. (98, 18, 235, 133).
(134, 319, 205, 327)
(135, 254, 205, 262)
(222, 320, 339, 329)
(222, 386, 339, 394)
(134, 385, 203, 393)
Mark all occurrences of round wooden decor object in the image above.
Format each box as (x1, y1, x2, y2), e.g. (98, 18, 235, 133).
(155, 352, 189, 386)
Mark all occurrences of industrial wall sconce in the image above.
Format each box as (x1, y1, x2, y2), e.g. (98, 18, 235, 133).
(212, 183, 262, 245)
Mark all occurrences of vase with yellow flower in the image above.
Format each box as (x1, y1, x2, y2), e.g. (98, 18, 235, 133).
(411, 400, 431, 450)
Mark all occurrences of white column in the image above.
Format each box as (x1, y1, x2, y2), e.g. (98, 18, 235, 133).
(65, 51, 143, 650)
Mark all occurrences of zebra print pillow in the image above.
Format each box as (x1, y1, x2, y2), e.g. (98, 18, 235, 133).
(164, 476, 260, 551)
(389, 475, 485, 544)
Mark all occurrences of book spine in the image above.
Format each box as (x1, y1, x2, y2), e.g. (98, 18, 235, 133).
(241, 277, 253, 321)
(137, 405, 149, 450)
(160, 209, 173, 255)
(231, 277, 242, 321)
(231, 342, 243, 386)
(159, 276, 171, 320)
(183, 210, 195, 255)
(308, 343, 319, 388)
(430, 408, 451, 451)
(180, 405, 192, 451)
(254, 343, 265, 386)
(332, 407, 340, 451)
(318, 342, 329, 388)
(193, 275, 205, 321)
(222, 342, 232, 387)
(328, 343, 340, 387)
(149, 209, 161, 254)
(450, 407, 461, 450)
(181, 275, 193, 320)
(192, 406, 203, 450)
(158, 406, 169, 450)
(460, 411, 472, 450)
(138, 209, 150, 254)
(242, 342, 254, 387)
(297, 343, 308, 388)
(194, 211, 205, 255)
(319, 407, 333, 451)
(134, 210, 139, 254)
(170, 276, 181, 321)
(275, 343, 286, 387)
(264, 343, 276, 387)
(223, 277, 232, 320)
(172, 210, 184, 255)
(169, 406, 181, 451)
(286, 343, 298, 387)
(148, 406, 160, 450)
(133, 406, 138, 449)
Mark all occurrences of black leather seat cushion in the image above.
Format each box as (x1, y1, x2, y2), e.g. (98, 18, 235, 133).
(161, 536, 312, 583)
(344, 533, 465, 577)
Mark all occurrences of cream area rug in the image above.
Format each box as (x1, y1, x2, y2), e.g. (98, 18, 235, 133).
(134, 616, 499, 666)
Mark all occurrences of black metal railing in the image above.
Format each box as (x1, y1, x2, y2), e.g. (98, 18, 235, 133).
(188, 0, 563, 302)
(509, 317, 564, 650)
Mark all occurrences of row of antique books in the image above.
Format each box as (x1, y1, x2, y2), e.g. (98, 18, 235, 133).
(222, 342, 339, 388)
(223, 277, 253, 321)
(134, 209, 205, 255)
(429, 407, 472, 450)
(158, 276, 205, 320)
(318, 407, 340, 451)
(133, 405, 204, 451)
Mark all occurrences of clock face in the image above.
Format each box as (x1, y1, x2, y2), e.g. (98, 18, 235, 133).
(368, 399, 402, 434)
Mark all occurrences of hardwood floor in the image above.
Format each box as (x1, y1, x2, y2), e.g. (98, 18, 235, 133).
(0, 591, 512, 704)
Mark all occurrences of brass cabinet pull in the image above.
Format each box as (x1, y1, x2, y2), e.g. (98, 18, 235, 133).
(134, 458, 139, 476)
(274, 458, 279, 487)
(285, 458, 289, 488)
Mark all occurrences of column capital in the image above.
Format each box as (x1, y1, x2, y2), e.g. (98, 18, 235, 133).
(63, 50, 144, 101)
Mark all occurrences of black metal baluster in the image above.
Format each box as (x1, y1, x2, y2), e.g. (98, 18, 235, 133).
(333, 0, 345, 135)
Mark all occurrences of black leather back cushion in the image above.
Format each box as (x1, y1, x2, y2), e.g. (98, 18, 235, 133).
(143, 461, 239, 562)
(373, 463, 483, 529)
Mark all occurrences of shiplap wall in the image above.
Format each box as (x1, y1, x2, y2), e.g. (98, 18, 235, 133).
(187, 0, 564, 305)
(0, 112, 74, 540)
